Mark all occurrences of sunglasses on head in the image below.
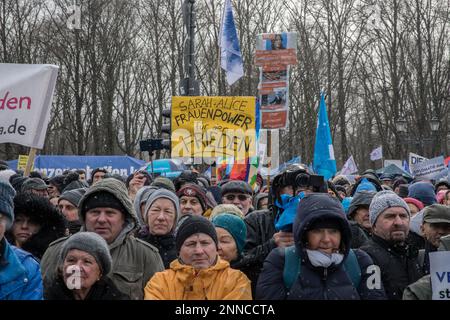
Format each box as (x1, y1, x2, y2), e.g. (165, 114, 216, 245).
(225, 194, 249, 201)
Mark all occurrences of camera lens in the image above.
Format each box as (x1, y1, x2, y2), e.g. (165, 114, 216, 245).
(295, 173, 310, 188)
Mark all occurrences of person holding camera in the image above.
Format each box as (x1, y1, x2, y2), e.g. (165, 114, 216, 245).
(242, 164, 322, 293)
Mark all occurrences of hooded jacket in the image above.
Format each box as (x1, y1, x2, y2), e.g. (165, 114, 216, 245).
(144, 257, 252, 300)
(350, 175, 382, 196)
(40, 178, 165, 300)
(256, 193, 386, 300)
(0, 238, 43, 300)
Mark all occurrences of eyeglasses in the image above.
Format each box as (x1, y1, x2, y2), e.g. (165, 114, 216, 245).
(224, 194, 249, 201)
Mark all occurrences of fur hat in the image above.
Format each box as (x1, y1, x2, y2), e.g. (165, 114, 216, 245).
(369, 190, 410, 226)
(60, 232, 112, 275)
(0, 181, 16, 228)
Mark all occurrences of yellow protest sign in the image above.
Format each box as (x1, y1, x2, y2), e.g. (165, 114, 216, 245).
(18, 154, 33, 171)
(171, 96, 256, 161)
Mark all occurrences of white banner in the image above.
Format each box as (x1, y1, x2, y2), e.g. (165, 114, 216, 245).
(409, 152, 428, 170)
(411, 156, 446, 180)
(370, 146, 382, 161)
(341, 155, 358, 175)
(0, 63, 59, 149)
(430, 251, 450, 300)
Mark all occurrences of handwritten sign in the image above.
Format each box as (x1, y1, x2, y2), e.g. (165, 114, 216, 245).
(171, 96, 256, 161)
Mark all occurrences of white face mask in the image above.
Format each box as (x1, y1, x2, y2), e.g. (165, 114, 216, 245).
(306, 249, 344, 268)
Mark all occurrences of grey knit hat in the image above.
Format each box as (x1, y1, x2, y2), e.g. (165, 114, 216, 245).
(369, 190, 410, 226)
(143, 189, 180, 230)
(60, 232, 112, 275)
(58, 188, 87, 207)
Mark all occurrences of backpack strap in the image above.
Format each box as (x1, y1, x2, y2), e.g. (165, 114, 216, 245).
(283, 245, 301, 290)
(418, 249, 425, 268)
(343, 249, 362, 288)
(284, 247, 362, 290)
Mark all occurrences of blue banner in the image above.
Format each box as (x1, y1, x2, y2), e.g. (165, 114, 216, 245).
(7, 155, 145, 179)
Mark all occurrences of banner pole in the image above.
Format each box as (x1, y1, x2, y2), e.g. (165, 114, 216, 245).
(266, 130, 272, 190)
(24, 148, 37, 177)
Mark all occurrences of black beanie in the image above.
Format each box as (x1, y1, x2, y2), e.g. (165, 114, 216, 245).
(82, 191, 126, 215)
(175, 215, 218, 253)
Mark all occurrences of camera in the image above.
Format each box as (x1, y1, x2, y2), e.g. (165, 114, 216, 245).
(295, 173, 327, 193)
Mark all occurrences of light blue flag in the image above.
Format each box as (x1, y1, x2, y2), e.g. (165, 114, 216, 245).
(313, 93, 337, 180)
(219, 0, 244, 85)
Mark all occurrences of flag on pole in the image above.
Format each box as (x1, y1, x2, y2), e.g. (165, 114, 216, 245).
(341, 155, 358, 175)
(219, 0, 244, 85)
(313, 93, 337, 180)
(370, 146, 383, 161)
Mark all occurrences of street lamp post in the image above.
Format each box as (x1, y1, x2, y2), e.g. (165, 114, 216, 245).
(395, 116, 440, 158)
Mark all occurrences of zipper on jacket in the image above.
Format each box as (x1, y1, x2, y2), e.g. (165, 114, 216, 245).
(322, 268, 329, 300)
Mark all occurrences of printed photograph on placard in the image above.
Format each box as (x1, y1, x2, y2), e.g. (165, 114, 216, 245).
(261, 88, 287, 111)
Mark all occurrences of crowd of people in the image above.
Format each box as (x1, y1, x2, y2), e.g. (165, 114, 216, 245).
(1, 158, 450, 300)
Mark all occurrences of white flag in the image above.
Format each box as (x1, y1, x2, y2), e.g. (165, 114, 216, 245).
(341, 155, 358, 175)
(0, 63, 59, 149)
(370, 146, 383, 161)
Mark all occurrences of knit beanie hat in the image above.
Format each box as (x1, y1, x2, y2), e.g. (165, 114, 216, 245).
(212, 213, 247, 254)
(209, 204, 244, 219)
(408, 182, 437, 206)
(59, 188, 87, 207)
(0, 181, 16, 228)
(175, 215, 218, 253)
(177, 183, 208, 211)
(151, 177, 176, 193)
(60, 232, 112, 275)
(82, 191, 126, 215)
(403, 197, 425, 211)
(369, 190, 410, 226)
(143, 189, 180, 227)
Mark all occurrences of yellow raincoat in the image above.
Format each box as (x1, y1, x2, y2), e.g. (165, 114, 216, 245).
(144, 257, 252, 300)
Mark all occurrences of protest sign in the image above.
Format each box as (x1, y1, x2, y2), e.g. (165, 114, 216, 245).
(17, 154, 32, 171)
(170, 96, 257, 161)
(430, 251, 450, 300)
(409, 152, 428, 169)
(0, 63, 59, 149)
(411, 156, 446, 180)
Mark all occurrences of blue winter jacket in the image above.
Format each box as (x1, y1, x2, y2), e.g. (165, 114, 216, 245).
(0, 239, 43, 300)
(256, 193, 387, 300)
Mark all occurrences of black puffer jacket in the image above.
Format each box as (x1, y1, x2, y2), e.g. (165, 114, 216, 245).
(140, 233, 177, 269)
(242, 208, 277, 288)
(256, 194, 386, 300)
(45, 275, 129, 300)
(360, 235, 423, 300)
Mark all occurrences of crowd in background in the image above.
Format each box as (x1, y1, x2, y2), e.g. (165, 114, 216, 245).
(1, 158, 450, 300)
